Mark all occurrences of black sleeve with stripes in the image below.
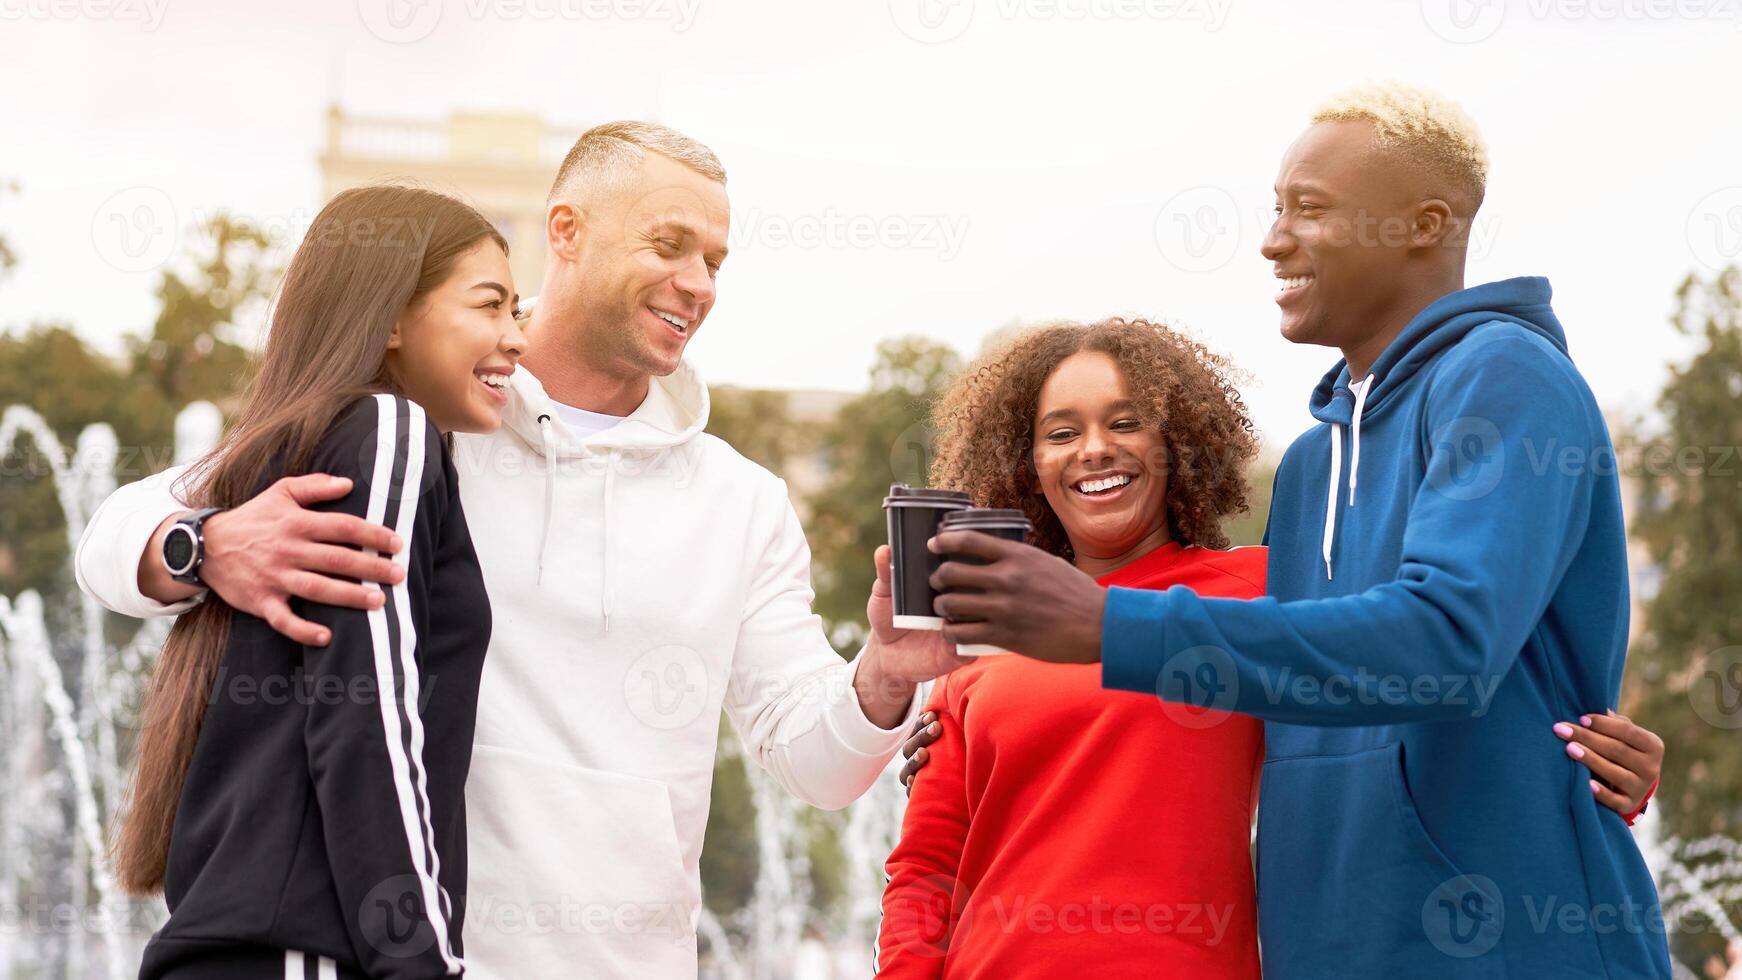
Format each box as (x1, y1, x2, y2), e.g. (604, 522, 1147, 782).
(298, 394, 465, 979)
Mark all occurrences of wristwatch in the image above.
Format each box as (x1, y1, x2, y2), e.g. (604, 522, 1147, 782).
(162, 507, 224, 586)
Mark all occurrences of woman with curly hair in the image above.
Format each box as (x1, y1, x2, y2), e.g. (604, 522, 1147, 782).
(873, 316, 1663, 978)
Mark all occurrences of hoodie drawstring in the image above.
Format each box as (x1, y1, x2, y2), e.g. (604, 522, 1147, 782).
(535, 415, 619, 633)
(1321, 374, 1375, 580)
(536, 415, 558, 584)
(601, 451, 617, 633)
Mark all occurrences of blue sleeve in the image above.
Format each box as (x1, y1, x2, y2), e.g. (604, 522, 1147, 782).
(1103, 334, 1599, 725)
(298, 395, 465, 977)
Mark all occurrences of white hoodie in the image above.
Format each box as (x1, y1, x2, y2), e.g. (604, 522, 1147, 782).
(75, 359, 920, 979)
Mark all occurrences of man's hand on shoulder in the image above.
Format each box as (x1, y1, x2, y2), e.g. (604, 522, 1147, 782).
(142, 474, 405, 645)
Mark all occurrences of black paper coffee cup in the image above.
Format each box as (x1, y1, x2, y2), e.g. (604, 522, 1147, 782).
(937, 507, 1033, 656)
(884, 484, 972, 629)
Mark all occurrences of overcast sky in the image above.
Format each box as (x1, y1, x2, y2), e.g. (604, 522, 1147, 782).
(4, 0, 1739, 449)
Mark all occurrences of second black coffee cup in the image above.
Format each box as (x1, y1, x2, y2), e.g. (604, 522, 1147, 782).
(936, 507, 1033, 656)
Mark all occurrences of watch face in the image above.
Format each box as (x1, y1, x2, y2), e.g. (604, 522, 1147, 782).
(164, 525, 198, 575)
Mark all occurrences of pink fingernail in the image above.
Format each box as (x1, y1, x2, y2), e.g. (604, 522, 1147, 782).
(1553, 722, 1575, 738)
(1566, 743, 1585, 760)
(1590, 779, 1602, 795)
(1580, 715, 1593, 727)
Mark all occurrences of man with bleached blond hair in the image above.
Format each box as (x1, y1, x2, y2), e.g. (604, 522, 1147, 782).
(927, 82, 1673, 978)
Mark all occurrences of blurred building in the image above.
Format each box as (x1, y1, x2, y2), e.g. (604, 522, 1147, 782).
(318, 104, 581, 298)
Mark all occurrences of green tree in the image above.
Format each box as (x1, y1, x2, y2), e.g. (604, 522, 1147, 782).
(1628, 266, 1742, 845)
(0, 213, 276, 600)
(806, 338, 963, 653)
(124, 213, 273, 446)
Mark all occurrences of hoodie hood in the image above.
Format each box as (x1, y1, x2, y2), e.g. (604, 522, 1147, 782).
(1308, 276, 1565, 426)
(501, 356, 712, 460)
(1306, 277, 1564, 579)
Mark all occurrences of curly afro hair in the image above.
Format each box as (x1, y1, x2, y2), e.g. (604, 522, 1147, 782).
(928, 317, 1258, 559)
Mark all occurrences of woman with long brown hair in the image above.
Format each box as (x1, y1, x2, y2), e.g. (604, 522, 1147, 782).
(876, 317, 1664, 978)
(117, 184, 526, 979)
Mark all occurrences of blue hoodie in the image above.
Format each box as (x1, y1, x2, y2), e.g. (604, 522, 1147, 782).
(1101, 278, 1671, 979)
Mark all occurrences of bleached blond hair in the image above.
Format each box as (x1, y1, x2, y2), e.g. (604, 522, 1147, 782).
(1311, 81, 1488, 213)
(547, 120, 725, 205)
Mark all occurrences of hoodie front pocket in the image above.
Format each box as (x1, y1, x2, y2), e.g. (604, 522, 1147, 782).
(462, 743, 698, 980)
(1256, 742, 1508, 980)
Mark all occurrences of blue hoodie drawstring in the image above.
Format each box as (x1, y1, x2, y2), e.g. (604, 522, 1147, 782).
(1321, 374, 1375, 580)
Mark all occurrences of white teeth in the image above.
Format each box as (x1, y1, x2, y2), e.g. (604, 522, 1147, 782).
(1074, 473, 1132, 494)
(478, 373, 510, 390)
(654, 310, 689, 332)
(1276, 275, 1314, 292)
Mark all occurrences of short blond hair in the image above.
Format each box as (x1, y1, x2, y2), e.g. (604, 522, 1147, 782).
(547, 120, 725, 205)
(1312, 81, 1488, 212)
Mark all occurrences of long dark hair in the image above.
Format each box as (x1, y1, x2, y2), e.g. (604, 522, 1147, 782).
(114, 184, 507, 895)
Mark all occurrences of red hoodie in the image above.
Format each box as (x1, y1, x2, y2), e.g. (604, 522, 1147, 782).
(876, 543, 1267, 979)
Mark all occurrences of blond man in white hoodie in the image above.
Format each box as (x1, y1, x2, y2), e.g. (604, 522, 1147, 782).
(77, 123, 965, 978)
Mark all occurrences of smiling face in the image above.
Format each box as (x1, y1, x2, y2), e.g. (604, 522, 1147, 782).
(559, 151, 729, 378)
(1031, 350, 1172, 561)
(1262, 119, 1424, 351)
(385, 239, 527, 433)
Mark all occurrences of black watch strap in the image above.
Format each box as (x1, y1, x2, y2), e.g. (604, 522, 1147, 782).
(163, 507, 224, 586)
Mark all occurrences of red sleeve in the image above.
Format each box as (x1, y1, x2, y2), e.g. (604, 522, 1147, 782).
(876, 680, 970, 978)
(1622, 777, 1659, 827)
